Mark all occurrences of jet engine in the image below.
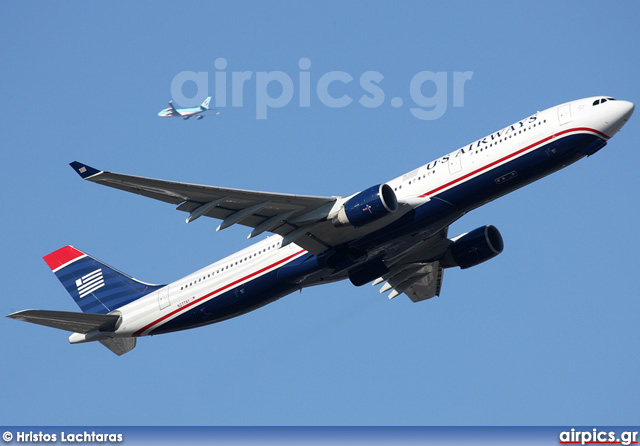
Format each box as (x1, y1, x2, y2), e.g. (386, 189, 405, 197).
(332, 184, 398, 227)
(442, 225, 504, 269)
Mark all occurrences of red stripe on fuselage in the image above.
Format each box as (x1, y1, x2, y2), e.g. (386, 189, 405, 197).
(419, 127, 609, 198)
(133, 249, 307, 337)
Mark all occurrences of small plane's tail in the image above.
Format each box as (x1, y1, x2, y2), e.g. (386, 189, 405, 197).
(200, 96, 212, 110)
(43, 246, 164, 315)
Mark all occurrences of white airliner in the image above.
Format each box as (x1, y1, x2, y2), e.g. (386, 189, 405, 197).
(157, 96, 219, 120)
(7, 96, 634, 355)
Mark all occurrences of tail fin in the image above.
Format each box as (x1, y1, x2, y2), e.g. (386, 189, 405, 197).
(200, 96, 212, 110)
(43, 246, 164, 314)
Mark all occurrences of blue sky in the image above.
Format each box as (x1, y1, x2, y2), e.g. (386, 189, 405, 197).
(1, 1, 638, 426)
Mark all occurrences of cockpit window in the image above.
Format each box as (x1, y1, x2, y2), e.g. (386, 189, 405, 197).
(593, 97, 617, 106)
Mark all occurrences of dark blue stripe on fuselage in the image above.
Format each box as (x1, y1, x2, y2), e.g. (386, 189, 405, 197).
(149, 265, 303, 335)
(438, 132, 599, 212)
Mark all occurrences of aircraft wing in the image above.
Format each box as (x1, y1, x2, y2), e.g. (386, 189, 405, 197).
(167, 101, 181, 116)
(372, 227, 449, 302)
(70, 162, 433, 255)
(374, 261, 444, 302)
(70, 162, 344, 254)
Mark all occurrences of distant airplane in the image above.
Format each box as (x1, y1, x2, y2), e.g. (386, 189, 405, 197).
(157, 96, 219, 120)
(7, 96, 634, 355)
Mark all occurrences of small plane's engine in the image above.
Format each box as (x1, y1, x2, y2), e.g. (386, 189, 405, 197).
(332, 184, 398, 227)
(197, 115, 204, 120)
(442, 225, 504, 269)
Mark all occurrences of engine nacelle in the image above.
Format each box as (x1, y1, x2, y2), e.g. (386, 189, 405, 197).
(332, 184, 398, 227)
(443, 225, 504, 269)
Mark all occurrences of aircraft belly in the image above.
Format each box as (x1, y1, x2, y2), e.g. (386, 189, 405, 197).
(349, 198, 462, 261)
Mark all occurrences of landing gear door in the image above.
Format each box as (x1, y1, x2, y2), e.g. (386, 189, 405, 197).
(558, 104, 572, 126)
(158, 286, 170, 310)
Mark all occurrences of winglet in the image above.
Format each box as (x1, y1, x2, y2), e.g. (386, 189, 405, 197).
(69, 161, 101, 179)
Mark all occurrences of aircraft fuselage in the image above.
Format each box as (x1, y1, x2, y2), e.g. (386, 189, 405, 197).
(107, 96, 633, 339)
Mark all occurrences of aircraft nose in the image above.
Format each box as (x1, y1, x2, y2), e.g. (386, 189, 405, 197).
(619, 100, 635, 122)
(613, 100, 634, 131)
(603, 99, 634, 137)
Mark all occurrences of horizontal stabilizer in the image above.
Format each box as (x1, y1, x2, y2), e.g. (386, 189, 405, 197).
(100, 337, 136, 356)
(6, 309, 119, 333)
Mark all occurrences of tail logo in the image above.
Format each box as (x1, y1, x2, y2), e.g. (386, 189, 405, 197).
(76, 268, 105, 298)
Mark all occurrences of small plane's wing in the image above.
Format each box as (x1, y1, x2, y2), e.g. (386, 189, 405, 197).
(6, 309, 119, 333)
(167, 101, 181, 117)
